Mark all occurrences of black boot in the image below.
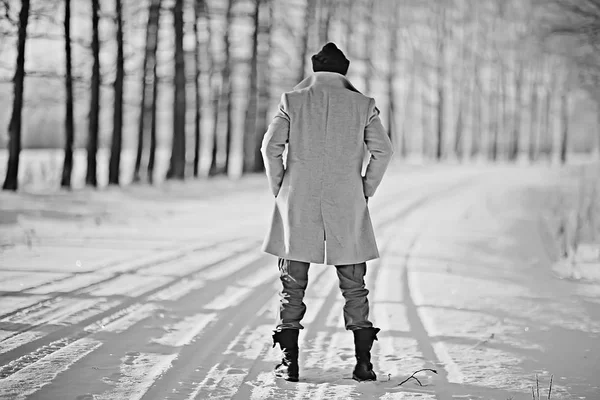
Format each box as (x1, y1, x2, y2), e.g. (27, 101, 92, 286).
(272, 329, 299, 382)
(352, 327, 380, 381)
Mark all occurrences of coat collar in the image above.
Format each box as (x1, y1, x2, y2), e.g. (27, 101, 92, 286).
(293, 72, 362, 94)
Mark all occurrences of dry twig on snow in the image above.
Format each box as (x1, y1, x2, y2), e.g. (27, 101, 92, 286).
(396, 368, 438, 387)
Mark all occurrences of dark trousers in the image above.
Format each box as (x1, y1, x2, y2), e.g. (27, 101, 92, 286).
(275, 258, 374, 331)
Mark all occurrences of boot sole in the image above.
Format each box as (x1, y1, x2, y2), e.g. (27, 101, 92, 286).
(352, 373, 376, 382)
(274, 371, 299, 382)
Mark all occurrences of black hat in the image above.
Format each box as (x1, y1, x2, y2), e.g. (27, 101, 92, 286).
(311, 43, 350, 76)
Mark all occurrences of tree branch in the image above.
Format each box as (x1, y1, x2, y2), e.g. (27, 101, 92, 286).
(396, 369, 438, 387)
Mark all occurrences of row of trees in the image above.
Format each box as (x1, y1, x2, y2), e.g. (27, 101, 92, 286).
(1, 0, 599, 191)
(546, 0, 600, 115)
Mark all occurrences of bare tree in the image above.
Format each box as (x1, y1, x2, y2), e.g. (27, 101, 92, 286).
(317, 0, 333, 45)
(193, 0, 206, 178)
(297, 0, 317, 83)
(2, 0, 29, 191)
(362, 0, 375, 95)
(166, 0, 186, 180)
(528, 62, 541, 162)
(108, 0, 124, 185)
(509, 52, 526, 161)
(209, 0, 233, 176)
(253, 0, 273, 173)
(434, 2, 447, 160)
(560, 88, 569, 163)
(243, 0, 261, 174)
(546, 0, 600, 158)
(60, 0, 74, 188)
(467, 27, 480, 159)
(453, 3, 469, 161)
(341, 0, 355, 57)
(134, 0, 161, 183)
(386, 0, 400, 144)
(85, 0, 101, 187)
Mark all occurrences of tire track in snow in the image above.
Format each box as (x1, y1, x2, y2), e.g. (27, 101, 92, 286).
(94, 352, 178, 400)
(0, 238, 259, 378)
(139, 259, 279, 400)
(0, 338, 102, 400)
(3, 243, 271, 399)
(398, 186, 481, 395)
(398, 187, 528, 399)
(0, 237, 250, 321)
(3, 241, 227, 306)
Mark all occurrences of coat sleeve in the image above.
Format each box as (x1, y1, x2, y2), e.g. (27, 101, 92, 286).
(363, 98, 394, 198)
(261, 93, 290, 197)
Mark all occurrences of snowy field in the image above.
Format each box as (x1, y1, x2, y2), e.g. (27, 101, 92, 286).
(0, 162, 599, 399)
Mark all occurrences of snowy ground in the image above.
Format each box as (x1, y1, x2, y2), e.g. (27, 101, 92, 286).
(0, 163, 599, 400)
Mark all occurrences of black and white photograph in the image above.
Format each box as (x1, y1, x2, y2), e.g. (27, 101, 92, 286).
(0, 0, 599, 398)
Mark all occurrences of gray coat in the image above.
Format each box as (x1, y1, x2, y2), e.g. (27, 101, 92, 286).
(260, 72, 393, 265)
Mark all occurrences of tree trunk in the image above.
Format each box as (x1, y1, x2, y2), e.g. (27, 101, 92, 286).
(596, 99, 600, 159)
(204, 5, 222, 177)
(542, 89, 552, 160)
(464, 62, 477, 159)
(147, 51, 159, 183)
(324, 0, 335, 43)
(471, 66, 482, 159)
(193, 0, 205, 177)
(2, 0, 29, 191)
(435, 3, 446, 161)
(221, 0, 234, 175)
(363, 0, 375, 94)
(469, 0, 481, 160)
(560, 89, 569, 164)
(209, 0, 233, 177)
(500, 61, 509, 160)
(253, 0, 273, 172)
(528, 66, 539, 163)
(134, 0, 161, 183)
(490, 70, 500, 161)
(108, 0, 124, 185)
(510, 60, 524, 161)
(297, 0, 317, 83)
(401, 52, 416, 159)
(318, 0, 332, 45)
(453, 19, 467, 161)
(542, 70, 555, 160)
(243, 0, 260, 174)
(167, 0, 186, 180)
(454, 100, 464, 159)
(421, 84, 429, 159)
(342, 0, 355, 56)
(208, 86, 220, 176)
(386, 0, 399, 145)
(60, 0, 74, 189)
(86, 0, 101, 187)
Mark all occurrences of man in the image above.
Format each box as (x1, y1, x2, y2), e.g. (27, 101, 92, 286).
(261, 42, 393, 382)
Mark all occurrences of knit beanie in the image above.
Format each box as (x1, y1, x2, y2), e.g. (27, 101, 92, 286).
(311, 43, 350, 76)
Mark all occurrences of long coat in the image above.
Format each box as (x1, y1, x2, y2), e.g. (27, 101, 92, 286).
(260, 72, 393, 265)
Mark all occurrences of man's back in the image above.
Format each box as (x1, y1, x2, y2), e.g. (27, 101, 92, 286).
(285, 73, 371, 177)
(261, 71, 393, 265)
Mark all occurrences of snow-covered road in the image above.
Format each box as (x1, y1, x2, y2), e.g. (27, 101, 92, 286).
(0, 164, 599, 399)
